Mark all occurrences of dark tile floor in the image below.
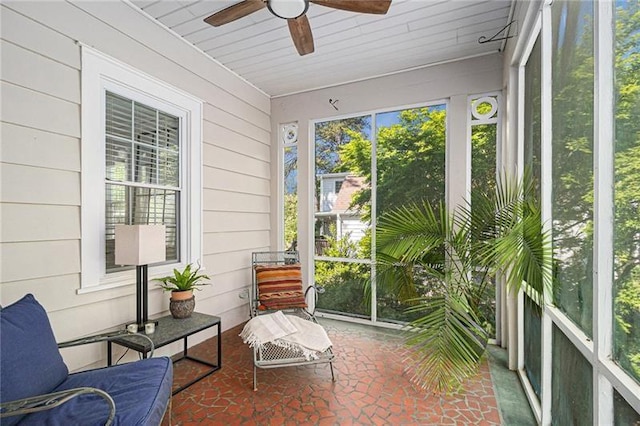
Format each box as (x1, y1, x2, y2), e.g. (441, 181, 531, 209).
(162, 318, 502, 425)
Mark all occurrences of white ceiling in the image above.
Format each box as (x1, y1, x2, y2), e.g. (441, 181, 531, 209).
(131, 0, 514, 97)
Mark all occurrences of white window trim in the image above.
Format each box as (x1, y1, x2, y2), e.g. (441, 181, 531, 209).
(79, 46, 202, 293)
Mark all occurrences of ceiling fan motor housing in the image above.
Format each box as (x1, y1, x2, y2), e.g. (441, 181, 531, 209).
(267, 0, 309, 20)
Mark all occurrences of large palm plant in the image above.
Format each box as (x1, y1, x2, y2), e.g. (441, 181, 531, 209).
(375, 171, 552, 393)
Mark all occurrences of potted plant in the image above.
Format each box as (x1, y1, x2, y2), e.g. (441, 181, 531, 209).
(154, 263, 210, 318)
(373, 170, 552, 393)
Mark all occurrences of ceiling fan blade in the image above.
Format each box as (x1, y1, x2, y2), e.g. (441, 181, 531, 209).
(288, 15, 315, 56)
(204, 0, 266, 27)
(310, 0, 391, 14)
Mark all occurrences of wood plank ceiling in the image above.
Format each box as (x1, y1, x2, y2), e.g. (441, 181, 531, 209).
(131, 0, 514, 97)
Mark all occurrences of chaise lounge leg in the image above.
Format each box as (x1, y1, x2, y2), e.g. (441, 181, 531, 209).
(330, 361, 336, 382)
(253, 365, 257, 391)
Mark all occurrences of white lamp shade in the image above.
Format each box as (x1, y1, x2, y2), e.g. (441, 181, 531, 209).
(115, 225, 167, 266)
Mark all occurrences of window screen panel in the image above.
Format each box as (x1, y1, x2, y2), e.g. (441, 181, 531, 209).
(612, 0, 640, 386)
(551, 325, 593, 425)
(550, 0, 594, 336)
(614, 390, 640, 425)
(524, 295, 542, 400)
(283, 143, 298, 251)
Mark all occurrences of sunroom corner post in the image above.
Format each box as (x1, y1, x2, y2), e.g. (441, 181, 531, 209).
(593, 0, 615, 423)
(540, 1, 553, 424)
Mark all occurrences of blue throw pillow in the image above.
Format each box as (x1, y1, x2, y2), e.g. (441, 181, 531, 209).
(0, 294, 69, 426)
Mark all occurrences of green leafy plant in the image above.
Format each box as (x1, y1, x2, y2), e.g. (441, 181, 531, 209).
(374, 170, 552, 393)
(154, 263, 211, 293)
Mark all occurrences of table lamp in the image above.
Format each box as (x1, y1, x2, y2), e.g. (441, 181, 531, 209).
(115, 224, 166, 329)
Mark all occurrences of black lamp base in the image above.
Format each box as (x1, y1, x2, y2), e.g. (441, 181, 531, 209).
(131, 264, 159, 331)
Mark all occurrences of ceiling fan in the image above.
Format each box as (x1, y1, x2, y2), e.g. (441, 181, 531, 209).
(204, 0, 392, 56)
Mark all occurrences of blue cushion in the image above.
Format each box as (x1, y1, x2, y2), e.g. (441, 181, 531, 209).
(18, 357, 173, 426)
(0, 294, 69, 426)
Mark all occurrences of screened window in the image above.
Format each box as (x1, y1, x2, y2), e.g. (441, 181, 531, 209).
(282, 122, 298, 251)
(524, 296, 542, 399)
(613, 0, 640, 385)
(104, 92, 180, 271)
(469, 94, 500, 339)
(614, 390, 640, 425)
(551, 0, 594, 336)
(470, 95, 499, 194)
(375, 105, 447, 323)
(312, 104, 449, 323)
(522, 33, 542, 403)
(314, 115, 371, 319)
(551, 325, 593, 425)
(524, 36, 542, 202)
(514, 1, 640, 422)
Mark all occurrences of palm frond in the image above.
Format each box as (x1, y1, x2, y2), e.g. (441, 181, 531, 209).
(376, 201, 447, 263)
(373, 168, 551, 394)
(403, 295, 488, 393)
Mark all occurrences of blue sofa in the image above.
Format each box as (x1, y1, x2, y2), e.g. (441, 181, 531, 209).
(0, 294, 173, 425)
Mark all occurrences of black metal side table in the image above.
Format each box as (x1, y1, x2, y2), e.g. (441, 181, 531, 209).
(107, 312, 221, 395)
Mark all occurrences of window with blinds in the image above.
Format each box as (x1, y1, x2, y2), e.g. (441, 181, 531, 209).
(105, 91, 180, 271)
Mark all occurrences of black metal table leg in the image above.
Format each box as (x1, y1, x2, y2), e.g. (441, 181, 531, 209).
(106, 313, 222, 395)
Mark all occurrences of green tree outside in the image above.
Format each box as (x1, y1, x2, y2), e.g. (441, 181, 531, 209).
(547, 0, 639, 383)
(613, 1, 640, 382)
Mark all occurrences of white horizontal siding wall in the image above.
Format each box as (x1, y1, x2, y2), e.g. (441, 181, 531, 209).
(0, 1, 270, 370)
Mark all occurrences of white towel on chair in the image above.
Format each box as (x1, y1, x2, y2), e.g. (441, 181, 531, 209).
(240, 311, 297, 348)
(240, 312, 333, 360)
(280, 315, 332, 355)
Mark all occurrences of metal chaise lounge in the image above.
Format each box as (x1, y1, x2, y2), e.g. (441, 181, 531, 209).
(248, 250, 335, 391)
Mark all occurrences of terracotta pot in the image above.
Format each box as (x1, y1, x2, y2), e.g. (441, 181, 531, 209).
(170, 290, 193, 301)
(170, 290, 195, 318)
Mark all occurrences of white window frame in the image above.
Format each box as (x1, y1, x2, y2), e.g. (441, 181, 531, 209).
(515, 10, 544, 423)
(79, 46, 202, 292)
